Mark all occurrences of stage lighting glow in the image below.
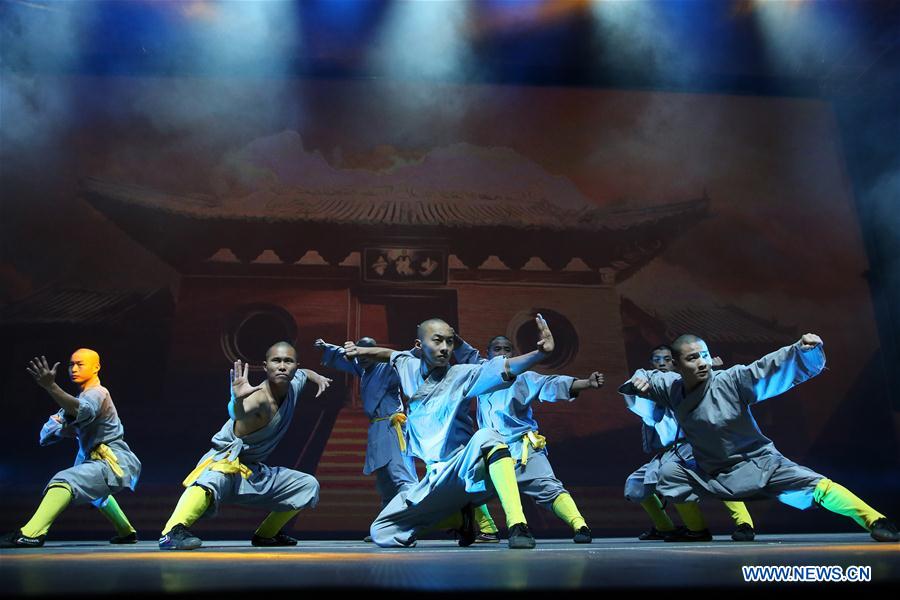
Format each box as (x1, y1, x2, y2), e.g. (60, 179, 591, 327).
(177, 1, 301, 76)
(587, 0, 707, 82)
(748, 0, 863, 79)
(368, 0, 474, 80)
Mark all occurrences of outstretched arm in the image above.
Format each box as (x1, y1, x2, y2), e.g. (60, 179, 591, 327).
(732, 333, 826, 405)
(314, 339, 364, 376)
(301, 368, 333, 398)
(572, 371, 603, 394)
(570, 371, 604, 394)
(343, 342, 394, 363)
(462, 314, 555, 399)
(504, 314, 555, 378)
(618, 368, 679, 408)
(26, 356, 80, 417)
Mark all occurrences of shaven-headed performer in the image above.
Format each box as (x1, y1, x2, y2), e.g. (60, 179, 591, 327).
(624, 344, 755, 542)
(314, 337, 418, 529)
(2, 349, 141, 548)
(619, 334, 899, 542)
(350, 315, 557, 549)
(454, 334, 603, 543)
(158, 342, 332, 550)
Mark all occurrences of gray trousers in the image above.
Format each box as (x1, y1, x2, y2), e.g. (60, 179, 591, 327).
(193, 463, 320, 518)
(374, 454, 418, 508)
(624, 444, 695, 503)
(370, 428, 506, 547)
(46, 439, 141, 505)
(515, 451, 567, 509)
(656, 451, 824, 508)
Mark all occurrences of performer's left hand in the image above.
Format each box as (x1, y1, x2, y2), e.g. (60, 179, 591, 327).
(343, 341, 360, 357)
(535, 313, 555, 355)
(309, 373, 333, 398)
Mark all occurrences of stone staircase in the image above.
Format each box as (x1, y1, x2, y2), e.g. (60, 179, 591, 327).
(304, 408, 391, 532)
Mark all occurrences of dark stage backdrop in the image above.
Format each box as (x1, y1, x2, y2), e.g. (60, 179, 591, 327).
(1, 76, 897, 538)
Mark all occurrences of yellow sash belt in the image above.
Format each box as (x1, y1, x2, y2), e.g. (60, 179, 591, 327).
(90, 443, 124, 477)
(371, 413, 408, 453)
(182, 456, 253, 487)
(520, 431, 547, 466)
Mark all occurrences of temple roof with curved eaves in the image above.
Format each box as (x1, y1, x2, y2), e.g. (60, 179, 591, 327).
(82, 178, 710, 281)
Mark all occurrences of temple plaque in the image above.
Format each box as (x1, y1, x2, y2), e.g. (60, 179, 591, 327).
(362, 247, 447, 285)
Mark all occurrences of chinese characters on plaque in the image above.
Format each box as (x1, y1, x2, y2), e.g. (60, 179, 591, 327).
(363, 247, 447, 284)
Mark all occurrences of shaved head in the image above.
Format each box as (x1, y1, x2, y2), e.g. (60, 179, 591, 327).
(417, 318, 452, 341)
(69, 347, 101, 386)
(356, 337, 377, 347)
(71, 348, 100, 365)
(486, 335, 514, 359)
(265, 341, 296, 360)
(416, 318, 455, 368)
(671, 334, 706, 359)
(488, 335, 511, 348)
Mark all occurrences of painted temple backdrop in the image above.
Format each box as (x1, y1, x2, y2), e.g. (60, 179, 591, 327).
(2, 76, 896, 538)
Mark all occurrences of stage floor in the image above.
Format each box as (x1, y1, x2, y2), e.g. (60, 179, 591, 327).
(2, 533, 898, 595)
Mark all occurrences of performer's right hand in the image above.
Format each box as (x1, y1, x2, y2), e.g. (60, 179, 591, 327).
(26, 356, 59, 389)
(630, 375, 650, 394)
(231, 360, 263, 400)
(799, 333, 823, 350)
(343, 341, 360, 357)
(314, 338, 326, 349)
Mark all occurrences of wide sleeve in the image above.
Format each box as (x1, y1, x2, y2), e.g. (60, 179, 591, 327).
(516, 371, 577, 405)
(618, 368, 679, 409)
(39, 410, 74, 446)
(453, 338, 483, 365)
(460, 356, 515, 400)
(66, 387, 104, 427)
(319, 342, 364, 376)
(624, 393, 666, 427)
(728, 342, 826, 405)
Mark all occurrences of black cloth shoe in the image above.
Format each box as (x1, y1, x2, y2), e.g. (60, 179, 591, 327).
(158, 524, 202, 551)
(110, 531, 138, 544)
(507, 522, 536, 549)
(0, 530, 45, 548)
(664, 526, 712, 542)
(573, 526, 592, 544)
(638, 527, 669, 541)
(363, 535, 373, 543)
(474, 531, 500, 543)
(731, 523, 755, 542)
(251, 532, 298, 547)
(456, 504, 477, 547)
(870, 518, 900, 542)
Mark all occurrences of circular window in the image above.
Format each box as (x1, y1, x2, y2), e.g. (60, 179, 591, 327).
(221, 304, 298, 370)
(509, 308, 578, 370)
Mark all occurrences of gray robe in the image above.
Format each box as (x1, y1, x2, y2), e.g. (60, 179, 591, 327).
(623, 387, 695, 502)
(40, 385, 141, 506)
(189, 370, 319, 517)
(369, 352, 513, 547)
(319, 342, 417, 506)
(618, 342, 827, 507)
(455, 339, 577, 508)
